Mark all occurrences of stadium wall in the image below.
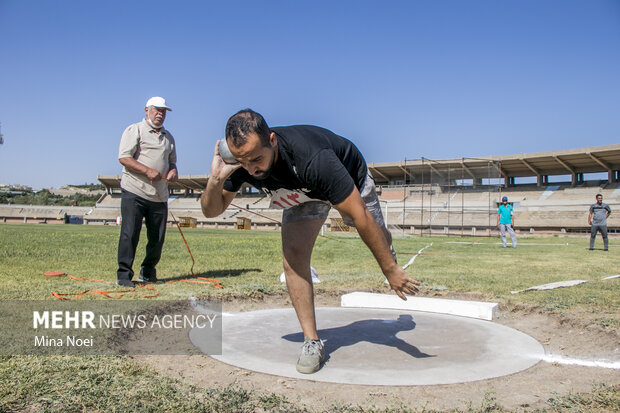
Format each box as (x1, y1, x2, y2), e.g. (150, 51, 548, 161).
(4, 181, 616, 237)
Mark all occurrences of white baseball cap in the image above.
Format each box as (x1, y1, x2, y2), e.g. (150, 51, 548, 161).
(145, 96, 172, 111)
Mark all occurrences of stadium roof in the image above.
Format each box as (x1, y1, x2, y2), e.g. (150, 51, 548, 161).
(368, 144, 620, 185)
(99, 144, 620, 189)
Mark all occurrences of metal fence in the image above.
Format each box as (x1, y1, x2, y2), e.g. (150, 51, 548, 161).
(382, 158, 503, 236)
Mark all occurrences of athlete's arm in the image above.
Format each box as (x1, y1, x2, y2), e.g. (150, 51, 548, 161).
(200, 140, 242, 218)
(334, 187, 420, 300)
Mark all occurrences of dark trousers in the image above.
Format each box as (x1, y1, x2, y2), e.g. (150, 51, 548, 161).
(590, 224, 608, 250)
(117, 189, 168, 281)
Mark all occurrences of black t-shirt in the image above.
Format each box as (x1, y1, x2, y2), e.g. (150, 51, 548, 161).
(223, 125, 368, 205)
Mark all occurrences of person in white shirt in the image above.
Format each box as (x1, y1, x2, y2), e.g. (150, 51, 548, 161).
(116, 97, 178, 287)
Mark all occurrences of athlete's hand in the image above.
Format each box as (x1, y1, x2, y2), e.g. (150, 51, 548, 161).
(212, 140, 242, 179)
(385, 266, 420, 300)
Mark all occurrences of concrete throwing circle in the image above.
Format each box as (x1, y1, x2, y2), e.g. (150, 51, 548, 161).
(190, 307, 544, 385)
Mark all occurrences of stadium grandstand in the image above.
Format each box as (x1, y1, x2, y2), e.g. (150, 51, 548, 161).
(0, 205, 91, 224)
(3, 144, 619, 236)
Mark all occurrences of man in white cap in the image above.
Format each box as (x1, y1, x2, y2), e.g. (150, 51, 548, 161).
(116, 97, 178, 287)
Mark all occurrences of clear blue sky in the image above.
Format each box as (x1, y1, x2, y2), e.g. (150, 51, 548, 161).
(1, 0, 619, 188)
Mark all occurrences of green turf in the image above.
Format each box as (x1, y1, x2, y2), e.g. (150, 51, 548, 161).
(0, 223, 618, 412)
(0, 224, 617, 316)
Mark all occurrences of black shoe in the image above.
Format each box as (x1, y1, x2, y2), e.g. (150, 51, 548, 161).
(138, 274, 161, 283)
(116, 279, 134, 287)
(138, 268, 160, 283)
(604, 249, 608, 251)
(589, 248, 594, 251)
(139, 269, 161, 283)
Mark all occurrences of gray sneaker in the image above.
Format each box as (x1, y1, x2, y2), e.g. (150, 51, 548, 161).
(296, 336, 324, 374)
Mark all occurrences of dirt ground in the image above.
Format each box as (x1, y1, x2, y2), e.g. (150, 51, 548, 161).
(135, 291, 619, 412)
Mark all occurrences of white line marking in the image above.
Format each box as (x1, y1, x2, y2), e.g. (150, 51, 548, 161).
(402, 243, 433, 270)
(385, 242, 433, 284)
(444, 241, 571, 246)
(511, 280, 588, 294)
(542, 354, 620, 369)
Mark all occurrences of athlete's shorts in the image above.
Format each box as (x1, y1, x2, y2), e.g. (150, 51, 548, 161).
(282, 170, 386, 229)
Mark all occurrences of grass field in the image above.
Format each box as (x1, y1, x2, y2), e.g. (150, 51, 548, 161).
(0, 223, 618, 412)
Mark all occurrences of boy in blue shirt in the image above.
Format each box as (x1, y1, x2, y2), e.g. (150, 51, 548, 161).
(497, 196, 517, 248)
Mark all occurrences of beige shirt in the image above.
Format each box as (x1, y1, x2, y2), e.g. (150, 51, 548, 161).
(118, 119, 177, 202)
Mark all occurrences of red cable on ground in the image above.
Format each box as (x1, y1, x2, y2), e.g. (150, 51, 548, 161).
(43, 178, 235, 300)
(43, 268, 222, 300)
(168, 210, 223, 289)
(170, 210, 196, 275)
(43, 271, 158, 300)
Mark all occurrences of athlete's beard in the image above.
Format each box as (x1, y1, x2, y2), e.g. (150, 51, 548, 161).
(253, 149, 276, 180)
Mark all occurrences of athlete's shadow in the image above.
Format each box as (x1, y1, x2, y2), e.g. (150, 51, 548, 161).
(282, 314, 435, 362)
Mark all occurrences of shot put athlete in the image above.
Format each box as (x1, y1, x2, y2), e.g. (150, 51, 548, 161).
(200, 109, 420, 374)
